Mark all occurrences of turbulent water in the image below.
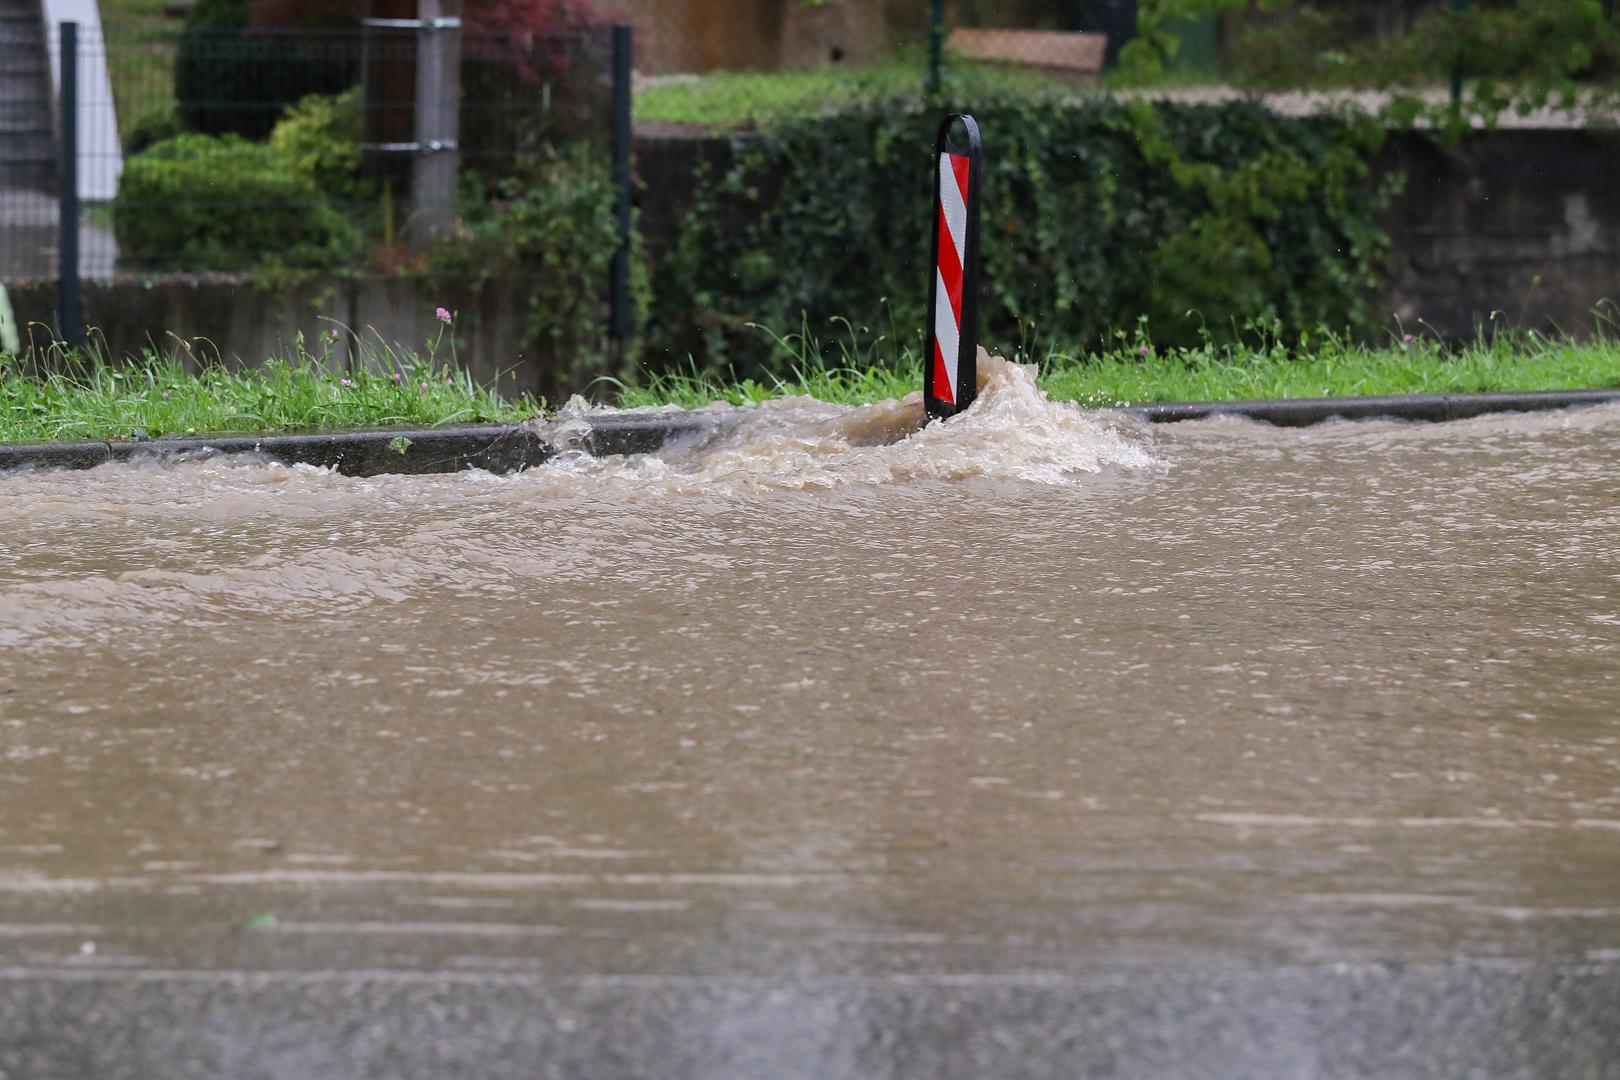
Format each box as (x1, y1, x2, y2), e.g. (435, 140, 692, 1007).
(1, 352, 1619, 979)
(537, 352, 1153, 492)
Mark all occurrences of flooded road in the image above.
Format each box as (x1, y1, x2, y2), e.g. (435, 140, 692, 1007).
(3, 359, 1620, 1077)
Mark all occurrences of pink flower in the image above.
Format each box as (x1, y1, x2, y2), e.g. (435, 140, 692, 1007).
(391, 371, 403, 384)
(1138, 345, 1151, 356)
(435, 307, 453, 324)
(419, 382, 429, 392)
(339, 378, 353, 388)
(328, 328, 340, 341)
(1402, 334, 1414, 344)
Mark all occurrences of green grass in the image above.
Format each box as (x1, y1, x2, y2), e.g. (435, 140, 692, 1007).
(615, 325, 1620, 410)
(6, 325, 1620, 445)
(98, 0, 182, 148)
(1038, 330, 1620, 407)
(635, 56, 1085, 126)
(1, 335, 541, 445)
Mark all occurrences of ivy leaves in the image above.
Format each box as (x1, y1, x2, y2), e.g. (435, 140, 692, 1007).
(651, 92, 1393, 376)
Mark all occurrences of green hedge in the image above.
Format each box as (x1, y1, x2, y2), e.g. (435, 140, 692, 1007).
(431, 143, 644, 395)
(112, 132, 362, 271)
(650, 93, 1396, 374)
(175, 0, 358, 139)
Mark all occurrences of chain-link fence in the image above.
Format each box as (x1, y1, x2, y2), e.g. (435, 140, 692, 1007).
(0, 16, 616, 276)
(0, 0, 1146, 352)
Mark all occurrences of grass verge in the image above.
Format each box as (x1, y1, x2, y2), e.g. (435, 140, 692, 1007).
(635, 56, 1083, 126)
(5, 326, 1620, 445)
(1, 337, 541, 445)
(614, 327, 1620, 411)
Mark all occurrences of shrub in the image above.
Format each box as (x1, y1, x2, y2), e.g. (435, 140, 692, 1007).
(460, 0, 613, 181)
(124, 106, 184, 155)
(269, 86, 372, 204)
(112, 133, 362, 271)
(176, 0, 612, 172)
(649, 92, 1394, 376)
(431, 144, 641, 393)
(175, 0, 357, 139)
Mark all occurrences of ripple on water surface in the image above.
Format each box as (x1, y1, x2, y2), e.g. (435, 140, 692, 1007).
(1, 357, 1619, 976)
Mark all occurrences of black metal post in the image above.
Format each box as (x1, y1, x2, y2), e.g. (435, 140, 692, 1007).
(57, 21, 82, 349)
(1450, 0, 1468, 106)
(609, 24, 633, 342)
(926, 0, 944, 99)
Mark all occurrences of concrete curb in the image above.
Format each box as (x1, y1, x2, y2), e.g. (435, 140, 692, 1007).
(0, 414, 712, 477)
(3, 390, 1618, 477)
(1124, 388, 1620, 426)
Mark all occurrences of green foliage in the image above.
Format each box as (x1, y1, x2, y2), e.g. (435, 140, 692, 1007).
(175, 0, 356, 138)
(112, 132, 362, 271)
(431, 145, 646, 391)
(651, 91, 1393, 379)
(0, 340, 540, 445)
(269, 86, 372, 203)
(10, 322, 1618, 445)
(124, 106, 184, 155)
(1119, 0, 1290, 84)
(615, 322, 1620, 411)
(634, 56, 1075, 127)
(1126, 0, 1620, 127)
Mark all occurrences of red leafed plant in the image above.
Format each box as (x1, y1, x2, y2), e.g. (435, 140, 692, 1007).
(246, 0, 611, 166)
(461, 0, 603, 85)
(247, 0, 359, 29)
(250, 0, 603, 79)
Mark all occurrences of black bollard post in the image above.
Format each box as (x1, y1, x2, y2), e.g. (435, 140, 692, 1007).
(57, 21, 82, 350)
(923, 113, 981, 422)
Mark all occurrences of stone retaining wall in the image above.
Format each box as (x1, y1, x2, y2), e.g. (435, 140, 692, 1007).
(5, 127, 1616, 391)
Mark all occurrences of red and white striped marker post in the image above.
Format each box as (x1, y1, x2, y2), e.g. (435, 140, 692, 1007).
(924, 113, 982, 422)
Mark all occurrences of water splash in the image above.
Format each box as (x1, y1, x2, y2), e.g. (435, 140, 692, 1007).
(533, 350, 1156, 493)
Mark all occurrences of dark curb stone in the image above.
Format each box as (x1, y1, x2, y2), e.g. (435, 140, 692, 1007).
(0, 415, 714, 478)
(3, 391, 1618, 477)
(1124, 388, 1620, 426)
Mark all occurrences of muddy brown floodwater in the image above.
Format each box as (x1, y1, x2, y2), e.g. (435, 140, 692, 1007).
(2, 359, 1619, 1078)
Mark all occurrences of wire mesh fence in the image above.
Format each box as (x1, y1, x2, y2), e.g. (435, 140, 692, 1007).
(0, 0, 1144, 350)
(1, 16, 618, 284)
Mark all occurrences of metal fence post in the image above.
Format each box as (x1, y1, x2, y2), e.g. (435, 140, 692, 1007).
(57, 21, 82, 349)
(609, 24, 632, 342)
(409, 0, 460, 250)
(1450, 0, 1468, 105)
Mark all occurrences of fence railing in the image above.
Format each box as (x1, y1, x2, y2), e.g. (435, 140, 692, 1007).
(0, 1, 1140, 353)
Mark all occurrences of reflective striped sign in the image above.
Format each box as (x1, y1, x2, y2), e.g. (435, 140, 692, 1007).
(925, 114, 982, 421)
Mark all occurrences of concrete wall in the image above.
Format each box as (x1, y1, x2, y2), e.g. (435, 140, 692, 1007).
(1382, 131, 1620, 338)
(4, 272, 567, 397)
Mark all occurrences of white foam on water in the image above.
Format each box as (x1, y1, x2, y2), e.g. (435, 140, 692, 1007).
(529, 350, 1156, 494)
